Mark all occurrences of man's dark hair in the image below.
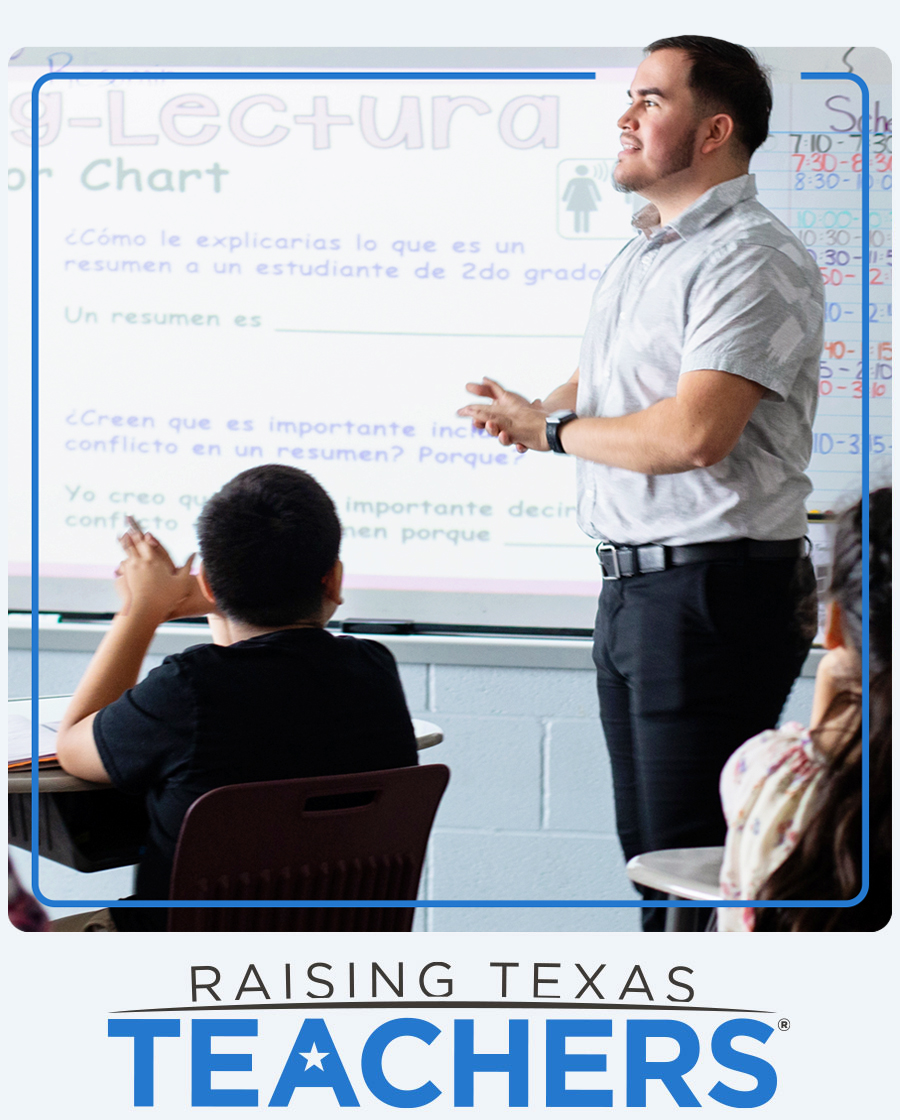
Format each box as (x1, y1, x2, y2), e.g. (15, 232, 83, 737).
(646, 35, 773, 157)
(197, 464, 341, 627)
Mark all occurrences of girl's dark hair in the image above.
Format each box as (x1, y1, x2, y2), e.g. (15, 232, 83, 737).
(754, 488, 891, 931)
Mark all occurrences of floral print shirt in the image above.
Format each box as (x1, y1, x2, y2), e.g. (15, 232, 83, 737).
(718, 723, 825, 932)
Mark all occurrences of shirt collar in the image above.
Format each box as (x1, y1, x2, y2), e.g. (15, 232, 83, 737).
(632, 173, 758, 241)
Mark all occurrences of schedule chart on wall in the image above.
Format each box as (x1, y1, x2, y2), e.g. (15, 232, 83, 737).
(754, 73, 892, 512)
(8, 48, 891, 619)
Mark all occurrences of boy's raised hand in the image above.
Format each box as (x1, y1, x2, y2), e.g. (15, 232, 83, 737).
(116, 519, 215, 620)
(116, 530, 197, 624)
(58, 527, 198, 781)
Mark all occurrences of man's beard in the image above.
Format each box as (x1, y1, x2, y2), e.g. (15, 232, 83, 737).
(613, 128, 697, 195)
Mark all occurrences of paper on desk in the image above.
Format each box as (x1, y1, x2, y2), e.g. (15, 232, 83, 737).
(7, 713, 59, 768)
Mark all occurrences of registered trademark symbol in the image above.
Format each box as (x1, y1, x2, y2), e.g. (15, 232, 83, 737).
(778, 1018, 791, 1031)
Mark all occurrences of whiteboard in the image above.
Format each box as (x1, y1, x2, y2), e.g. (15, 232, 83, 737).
(7, 47, 892, 626)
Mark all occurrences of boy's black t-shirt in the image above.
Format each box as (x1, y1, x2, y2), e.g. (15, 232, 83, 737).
(93, 627, 418, 923)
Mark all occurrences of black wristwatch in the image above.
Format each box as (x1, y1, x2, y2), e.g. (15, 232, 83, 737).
(546, 409, 578, 454)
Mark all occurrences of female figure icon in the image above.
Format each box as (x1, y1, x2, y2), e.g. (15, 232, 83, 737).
(562, 165, 601, 232)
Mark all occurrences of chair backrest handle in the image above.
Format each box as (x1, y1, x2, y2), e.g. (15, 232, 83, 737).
(302, 790, 378, 814)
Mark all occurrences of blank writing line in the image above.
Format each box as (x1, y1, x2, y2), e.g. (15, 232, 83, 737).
(274, 328, 581, 339)
(505, 542, 585, 548)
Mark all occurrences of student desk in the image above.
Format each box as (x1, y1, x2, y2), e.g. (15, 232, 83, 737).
(8, 696, 443, 872)
(626, 846, 725, 932)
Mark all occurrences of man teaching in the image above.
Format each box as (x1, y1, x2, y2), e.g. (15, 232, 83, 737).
(459, 36, 823, 930)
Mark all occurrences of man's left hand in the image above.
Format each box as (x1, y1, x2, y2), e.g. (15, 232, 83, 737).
(458, 378, 549, 452)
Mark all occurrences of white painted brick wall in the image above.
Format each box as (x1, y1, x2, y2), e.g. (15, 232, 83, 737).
(8, 647, 814, 933)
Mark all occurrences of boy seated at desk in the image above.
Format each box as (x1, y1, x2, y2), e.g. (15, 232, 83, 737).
(54, 465, 418, 931)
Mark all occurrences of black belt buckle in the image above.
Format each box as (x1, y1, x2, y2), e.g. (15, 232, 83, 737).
(596, 542, 621, 580)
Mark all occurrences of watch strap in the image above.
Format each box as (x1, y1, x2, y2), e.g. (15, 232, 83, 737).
(546, 410, 578, 454)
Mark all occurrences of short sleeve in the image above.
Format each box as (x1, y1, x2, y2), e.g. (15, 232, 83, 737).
(92, 654, 197, 795)
(351, 638, 419, 763)
(359, 637, 404, 680)
(681, 243, 824, 402)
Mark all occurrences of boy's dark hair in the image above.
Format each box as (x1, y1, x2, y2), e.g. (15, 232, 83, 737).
(645, 35, 773, 158)
(197, 465, 341, 627)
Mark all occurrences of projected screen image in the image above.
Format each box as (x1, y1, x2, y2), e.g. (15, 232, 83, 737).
(8, 51, 891, 622)
(12, 67, 640, 615)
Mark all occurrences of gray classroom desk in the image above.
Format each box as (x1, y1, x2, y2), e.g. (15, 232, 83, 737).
(626, 846, 725, 932)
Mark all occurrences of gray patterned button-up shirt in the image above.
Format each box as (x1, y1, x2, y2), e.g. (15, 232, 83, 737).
(575, 174, 824, 546)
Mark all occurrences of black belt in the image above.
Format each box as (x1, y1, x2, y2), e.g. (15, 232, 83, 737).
(596, 537, 808, 580)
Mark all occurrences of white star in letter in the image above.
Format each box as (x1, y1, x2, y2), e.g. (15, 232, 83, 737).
(299, 1043, 329, 1071)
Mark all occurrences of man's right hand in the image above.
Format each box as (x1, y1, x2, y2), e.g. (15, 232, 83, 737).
(458, 378, 551, 451)
(457, 369, 579, 453)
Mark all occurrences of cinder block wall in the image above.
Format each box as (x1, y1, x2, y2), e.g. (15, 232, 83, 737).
(9, 646, 814, 931)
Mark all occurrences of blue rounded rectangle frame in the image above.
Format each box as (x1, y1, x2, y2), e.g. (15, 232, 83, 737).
(28, 66, 872, 918)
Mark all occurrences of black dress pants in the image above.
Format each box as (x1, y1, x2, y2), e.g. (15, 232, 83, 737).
(593, 556, 817, 931)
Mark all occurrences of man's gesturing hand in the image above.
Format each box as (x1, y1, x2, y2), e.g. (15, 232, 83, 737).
(457, 377, 549, 452)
